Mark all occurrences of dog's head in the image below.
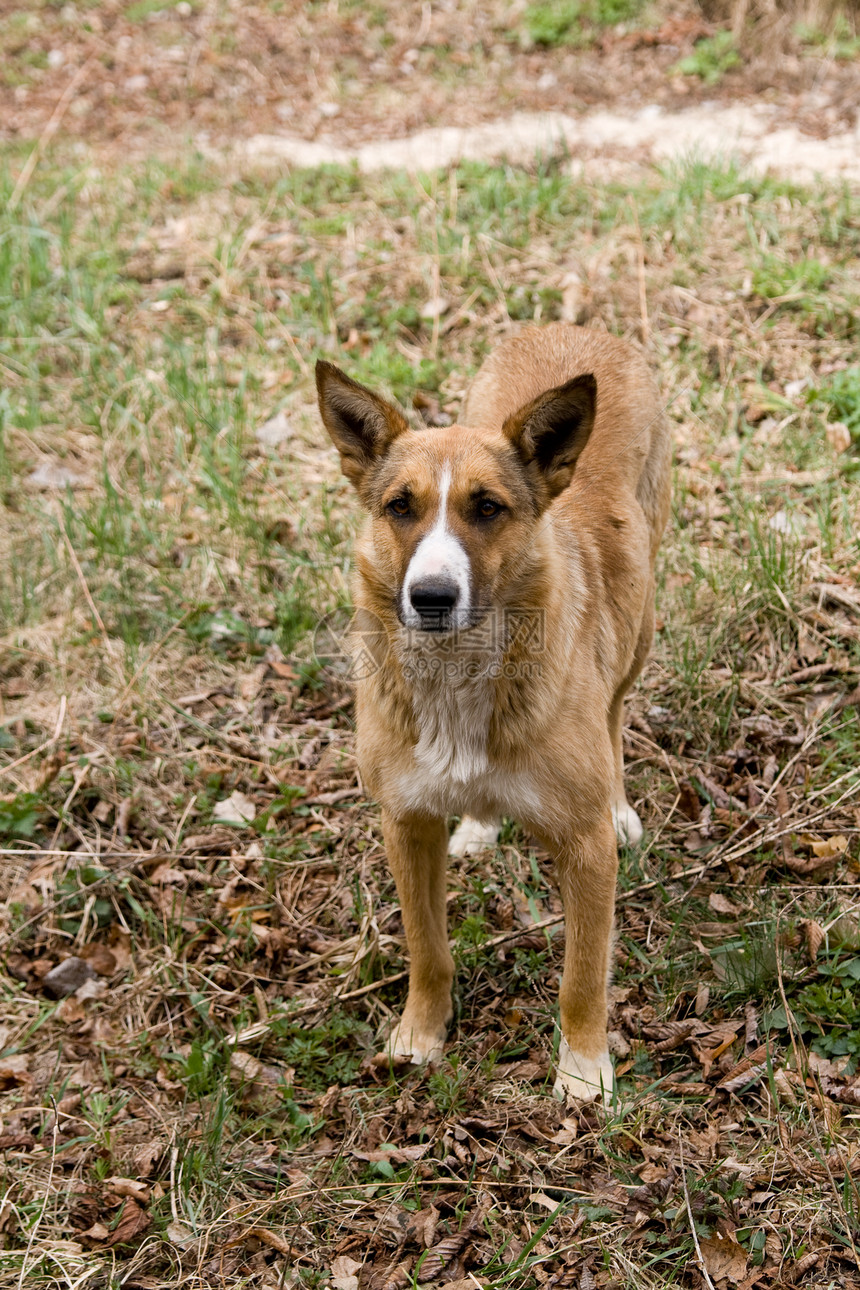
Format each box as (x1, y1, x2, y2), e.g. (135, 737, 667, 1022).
(316, 360, 596, 634)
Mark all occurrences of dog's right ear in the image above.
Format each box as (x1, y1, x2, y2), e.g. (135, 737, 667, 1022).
(316, 361, 409, 491)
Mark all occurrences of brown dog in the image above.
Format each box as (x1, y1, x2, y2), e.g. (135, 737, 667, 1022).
(316, 323, 671, 1103)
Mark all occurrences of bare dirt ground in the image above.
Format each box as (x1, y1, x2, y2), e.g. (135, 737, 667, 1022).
(4, 0, 859, 174)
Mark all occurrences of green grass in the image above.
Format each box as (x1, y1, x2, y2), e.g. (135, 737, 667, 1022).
(812, 366, 860, 446)
(1, 148, 860, 1289)
(671, 29, 741, 83)
(524, 0, 646, 46)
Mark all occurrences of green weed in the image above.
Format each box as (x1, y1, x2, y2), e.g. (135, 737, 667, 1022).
(524, 0, 644, 46)
(672, 30, 741, 84)
(796, 14, 860, 60)
(811, 366, 860, 446)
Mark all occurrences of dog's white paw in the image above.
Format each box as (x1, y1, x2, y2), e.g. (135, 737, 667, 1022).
(553, 1036, 615, 1107)
(611, 801, 643, 847)
(387, 1019, 446, 1065)
(448, 817, 500, 858)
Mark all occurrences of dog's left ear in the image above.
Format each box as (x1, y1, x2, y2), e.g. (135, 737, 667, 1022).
(503, 374, 596, 501)
(316, 360, 409, 493)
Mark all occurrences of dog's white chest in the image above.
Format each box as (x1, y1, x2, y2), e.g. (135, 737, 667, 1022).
(392, 670, 540, 823)
(411, 670, 493, 783)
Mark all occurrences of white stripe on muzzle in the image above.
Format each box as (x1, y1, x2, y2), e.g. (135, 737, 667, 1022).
(401, 465, 472, 631)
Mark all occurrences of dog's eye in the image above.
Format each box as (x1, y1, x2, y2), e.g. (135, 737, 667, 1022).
(476, 498, 502, 520)
(387, 497, 411, 518)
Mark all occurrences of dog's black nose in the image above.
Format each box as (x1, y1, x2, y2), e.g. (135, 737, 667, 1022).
(409, 578, 459, 628)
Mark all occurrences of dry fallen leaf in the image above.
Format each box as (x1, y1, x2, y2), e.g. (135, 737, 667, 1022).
(798, 918, 825, 959)
(330, 1255, 362, 1290)
(229, 1050, 291, 1089)
(810, 835, 849, 859)
(699, 1233, 748, 1283)
(415, 1230, 470, 1282)
(352, 1143, 431, 1164)
(150, 865, 188, 886)
(80, 944, 117, 975)
(213, 791, 256, 825)
(105, 1178, 150, 1203)
(0, 1054, 31, 1088)
(82, 1221, 111, 1242)
(57, 997, 87, 1024)
(709, 892, 739, 917)
(105, 1199, 151, 1247)
(166, 1220, 196, 1247)
(405, 1204, 439, 1249)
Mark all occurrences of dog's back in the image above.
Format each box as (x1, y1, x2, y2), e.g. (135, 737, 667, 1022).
(462, 324, 671, 558)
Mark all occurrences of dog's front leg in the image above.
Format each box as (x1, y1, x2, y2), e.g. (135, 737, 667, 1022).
(382, 809, 453, 1064)
(552, 815, 618, 1106)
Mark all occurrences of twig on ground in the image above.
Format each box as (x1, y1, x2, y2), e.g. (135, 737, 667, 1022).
(8, 59, 95, 212)
(678, 1130, 716, 1290)
(0, 695, 67, 781)
(16, 1097, 59, 1290)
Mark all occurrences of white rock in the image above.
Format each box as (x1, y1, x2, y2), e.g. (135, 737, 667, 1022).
(255, 409, 293, 447)
(420, 295, 449, 320)
(27, 461, 88, 490)
(768, 509, 804, 536)
(826, 422, 852, 454)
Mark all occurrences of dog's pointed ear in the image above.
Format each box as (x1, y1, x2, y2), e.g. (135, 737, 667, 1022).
(502, 374, 597, 501)
(316, 361, 409, 491)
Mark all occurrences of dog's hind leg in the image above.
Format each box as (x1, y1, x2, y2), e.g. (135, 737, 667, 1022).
(383, 810, 454, 1064)
(448, 816, 500, 857)
(607, 590, 655, 847)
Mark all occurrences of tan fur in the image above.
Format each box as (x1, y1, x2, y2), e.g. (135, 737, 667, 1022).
(316, 323, 671, 1104)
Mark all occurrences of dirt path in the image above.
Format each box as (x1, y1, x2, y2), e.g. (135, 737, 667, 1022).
(4, 0, 858, 189)
(237, 101, 860, 183)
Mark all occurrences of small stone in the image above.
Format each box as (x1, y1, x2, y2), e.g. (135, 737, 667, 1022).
(27, 461, 88, 491)
(420, 296, 449, 320)
(43, 957, 97, 999)
(560, 270, 588, 324)
(768, 509, 804, 536)
(124, 74, 149, 93)
(47, 49, 65, 69)
(255, 409, 293, 448)
(826, 421, 852, 454)
(319, 101, 340, 118)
